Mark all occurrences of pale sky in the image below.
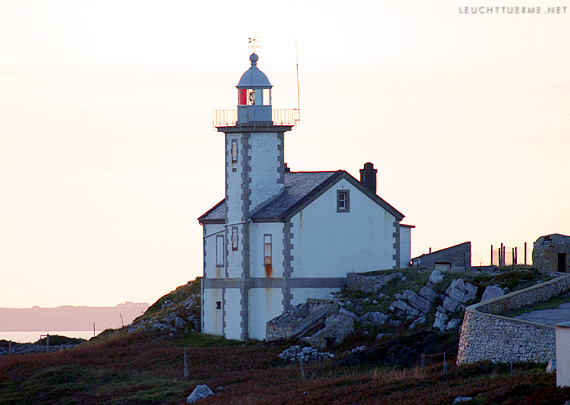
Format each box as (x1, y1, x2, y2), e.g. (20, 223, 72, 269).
(1, 0, 569, 308)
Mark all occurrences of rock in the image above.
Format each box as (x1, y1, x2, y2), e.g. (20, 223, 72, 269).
(304, 313, 355, 349)
(453, 397, 473, 403)
(278, 345, 334, 362)
(372, 300, 378, 304)
(390, 300, 420, 317)
(362, 311, 389, 325)
(351, 346, 367, 353)
(375, 333, 387, 340)
(339, 308, 359, 320)
(409, 316, 426, 329)
(446, 319, 462, 330)
(403, 290, 432, 313)
(187, 384, 214, 403)
(481, 285, 505, 302)
(347, 272, 404, 293)
(419, 287, 440, 303)
(442, 296, 460, 313)
(546, 358, 556, 373)
(174, 317, 187, 330)
(428, 270, 444, 285)
(433, 311, 449, 331)
(378, 293, 387, 299)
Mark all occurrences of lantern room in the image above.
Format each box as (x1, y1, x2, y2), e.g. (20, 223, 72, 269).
(236, 53, 273, 124)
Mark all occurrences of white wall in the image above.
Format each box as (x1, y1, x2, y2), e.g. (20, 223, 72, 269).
(203, 223, 225, 279)
(247, 132, 283, 213)
(225, 288, 242, 340)
(291, 178, 396, 278)
(248, 288, 283, 340)
(249, 222, 284, 278)
(203, 288, 223, 335)
(400, 226, 412, 268)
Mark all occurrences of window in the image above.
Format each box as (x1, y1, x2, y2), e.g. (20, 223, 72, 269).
(263, 89, 271, 105)
(216, 301, 221, 310)
(239, 89, 256, 105)
(264, 234, 272, 277)
(337, 190, 350, 213)
(216, 235, 224, 267)
(232, 227, 239, 251)
(231, 140, 238, 163)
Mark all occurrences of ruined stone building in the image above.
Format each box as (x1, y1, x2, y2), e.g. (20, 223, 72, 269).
(533, 234, 570, 273)
(198, 53, 412, 341)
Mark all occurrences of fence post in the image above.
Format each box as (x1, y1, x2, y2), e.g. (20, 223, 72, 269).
(299, 359, 306, 382)
(8, 340, 11, 356)
(184, 348, 189, 379)
(525, 242, 527, 266)
(491, 245, 494, 266)
(47, 334, 50, 353)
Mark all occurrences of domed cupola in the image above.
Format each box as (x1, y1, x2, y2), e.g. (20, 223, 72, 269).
(236, 53, 273, 124)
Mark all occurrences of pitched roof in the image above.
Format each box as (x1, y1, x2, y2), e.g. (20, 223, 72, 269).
(198, 170, 405, 224)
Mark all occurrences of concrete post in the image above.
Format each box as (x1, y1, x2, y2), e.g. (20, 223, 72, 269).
(556, 322, 570, 387)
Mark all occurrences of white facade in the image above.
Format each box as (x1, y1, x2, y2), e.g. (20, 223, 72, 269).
(199, 53, 412, 341)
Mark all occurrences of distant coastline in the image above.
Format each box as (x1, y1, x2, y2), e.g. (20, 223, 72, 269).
(0, 302, 149, 333)
(0, 330, 102, 343)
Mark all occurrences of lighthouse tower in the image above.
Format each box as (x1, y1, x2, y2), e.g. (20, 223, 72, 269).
(204, 53, 297, 340)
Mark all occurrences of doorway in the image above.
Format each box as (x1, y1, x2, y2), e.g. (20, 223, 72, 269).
(559, 253, 567, 272)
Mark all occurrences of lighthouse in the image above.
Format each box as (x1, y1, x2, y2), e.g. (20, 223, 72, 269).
(200, 52, 410, 341)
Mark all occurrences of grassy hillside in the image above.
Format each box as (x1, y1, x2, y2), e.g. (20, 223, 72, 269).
(1, 329, 570, 404)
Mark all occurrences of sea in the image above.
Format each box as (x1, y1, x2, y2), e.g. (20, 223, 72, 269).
(0, 330, 102, 343)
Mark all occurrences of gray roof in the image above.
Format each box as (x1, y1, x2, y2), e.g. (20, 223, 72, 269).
(236, 53, 272, 89)
(198, 170, 405, 224)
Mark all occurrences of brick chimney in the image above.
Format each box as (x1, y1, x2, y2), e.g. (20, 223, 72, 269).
(359, 162, 377, 194)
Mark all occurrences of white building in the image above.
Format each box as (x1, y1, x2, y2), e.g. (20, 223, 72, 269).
(198, 53, 412, 341)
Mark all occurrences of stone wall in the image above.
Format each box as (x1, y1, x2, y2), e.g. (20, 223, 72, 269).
(533, 234, 570, 273)
(457, 274, 570, 364)
(411, 242, 471, 271)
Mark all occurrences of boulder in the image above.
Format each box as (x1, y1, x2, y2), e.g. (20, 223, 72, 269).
(481, 285, 505, 302)
(187, 385, 214, 403)
(362, 311, 389, 325)
(409, 316, 426, 330)
(419, 286, 440, 303)
(433, 311, 449, 331)
(403, 290, 432, 314)
(428, 270, 444, 285)
(446, 319, 462, 330)
(304, 313, 354, 349)
(442, 296, 460, 313)
(546, 358, 556, 373)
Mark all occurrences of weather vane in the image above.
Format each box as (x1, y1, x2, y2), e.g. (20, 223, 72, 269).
(248, 36, 260, 52)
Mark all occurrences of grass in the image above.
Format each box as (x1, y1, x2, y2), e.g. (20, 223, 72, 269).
(502, 292, 570, 318)
(1, 330, 570, 404)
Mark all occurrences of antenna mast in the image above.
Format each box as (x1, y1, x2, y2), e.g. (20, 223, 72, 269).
(295, 38, 301, 121)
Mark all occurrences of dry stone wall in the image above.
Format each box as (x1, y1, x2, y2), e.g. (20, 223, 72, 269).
(457, 274, 570, 364)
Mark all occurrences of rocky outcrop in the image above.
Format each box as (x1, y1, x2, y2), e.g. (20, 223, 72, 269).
(278, 345, 334, 362)
(129, 279, 201, 336)
(432, 279, 478, 331)
(266, 299, 340, 341)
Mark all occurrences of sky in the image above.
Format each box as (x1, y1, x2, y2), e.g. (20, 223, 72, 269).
(1, 0, 569, 308)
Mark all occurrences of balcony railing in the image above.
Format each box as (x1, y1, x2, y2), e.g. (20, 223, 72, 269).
(212, 108, 300, 129)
